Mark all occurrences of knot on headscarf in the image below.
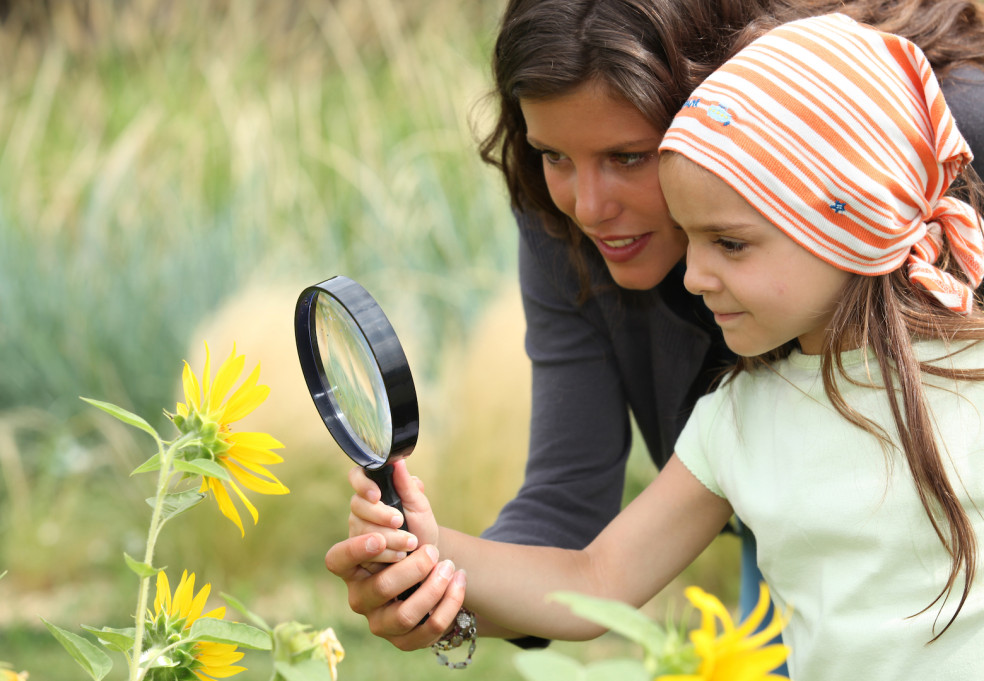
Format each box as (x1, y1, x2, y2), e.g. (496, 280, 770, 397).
(907, 197, 984, 315)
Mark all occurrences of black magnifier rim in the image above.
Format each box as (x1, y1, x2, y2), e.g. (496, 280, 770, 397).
(294, 275, 418, 470)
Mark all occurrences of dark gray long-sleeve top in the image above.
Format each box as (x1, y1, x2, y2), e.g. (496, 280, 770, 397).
(480, 66, 984, 551)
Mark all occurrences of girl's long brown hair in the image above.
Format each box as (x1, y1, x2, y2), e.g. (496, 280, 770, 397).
(733, 167, 984, 640)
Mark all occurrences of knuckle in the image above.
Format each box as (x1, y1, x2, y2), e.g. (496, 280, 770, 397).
(393, 607, 421, 632)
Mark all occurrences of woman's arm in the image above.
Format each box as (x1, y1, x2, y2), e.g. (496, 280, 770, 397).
(481, 216, 638, 549)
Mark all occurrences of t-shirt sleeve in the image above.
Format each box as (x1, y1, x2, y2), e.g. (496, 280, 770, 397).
(673, 388, 728, 499)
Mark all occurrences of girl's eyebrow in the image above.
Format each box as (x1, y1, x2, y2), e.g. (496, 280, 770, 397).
(688, 224, 757, 234)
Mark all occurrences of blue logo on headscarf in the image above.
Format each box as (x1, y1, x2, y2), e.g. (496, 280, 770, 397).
(707, 104, 732, 126)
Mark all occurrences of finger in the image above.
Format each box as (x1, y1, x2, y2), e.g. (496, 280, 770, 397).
(349, 544, 439, 616)
(350, 492, 405, 530)
(348, 466, 381, 503)
(391, 460, 430, 512)
(324, 534, 387, 581)
(378, 561, 468, 651)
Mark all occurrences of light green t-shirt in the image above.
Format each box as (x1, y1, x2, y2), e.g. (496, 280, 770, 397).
(676, 340, 984, 681)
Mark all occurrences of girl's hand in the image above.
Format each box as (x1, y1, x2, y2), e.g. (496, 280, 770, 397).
(348, 459, 440, 562)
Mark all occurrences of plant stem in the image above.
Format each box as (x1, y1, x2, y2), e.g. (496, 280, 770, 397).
(128, 433, 194, 681)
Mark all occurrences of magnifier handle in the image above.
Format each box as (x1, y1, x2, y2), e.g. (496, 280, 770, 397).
(365, 465, 419, 600)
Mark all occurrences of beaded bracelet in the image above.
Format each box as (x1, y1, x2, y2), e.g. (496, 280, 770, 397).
(432, 607, 477, 669)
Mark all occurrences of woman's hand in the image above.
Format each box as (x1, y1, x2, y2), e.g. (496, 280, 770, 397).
(324, 535, 468, 650)
(325, 459, 467, 650)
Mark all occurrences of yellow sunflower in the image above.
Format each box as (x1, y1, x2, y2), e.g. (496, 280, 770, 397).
(0, 668, 28, 681)
(152, 570, 246, 681)
(659, 584, 790, 681)
(174, 343, 289, 535)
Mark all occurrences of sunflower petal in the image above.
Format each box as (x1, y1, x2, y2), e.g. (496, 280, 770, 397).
(174, 571, 195, 618)
(210, 350, 246, 410)
(155, 571, 171, 615)
(192, 666, 246, 681)
(226, 443, 284, 466)
(225, 458, 289, 495)
(226, 479, 259, 525)
(183, 362, 202, 412)
(734, 583, 771, 639)
(222, 374, 268, 424)
(209, 477, 245, 536)
(201, 343, 214, 404)
(186, 580, 212, 625)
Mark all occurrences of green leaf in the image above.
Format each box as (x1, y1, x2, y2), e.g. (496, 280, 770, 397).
(584, 659, 650, 681)
(81, 397, 160, 442)
(173, 458, 230, 480)
(123, 552, 159, 578)
(80, 625, 136, 654)
(273, 659, 337, 681)
(131, 452, 162, 475)
(189, 618, 271, 650)
(549, 592, 667, 650)
(513, 650, 585, 681)
(42, 619, 113, 681)
(220, 592, 271, 632)
(149, 490, 208, 521)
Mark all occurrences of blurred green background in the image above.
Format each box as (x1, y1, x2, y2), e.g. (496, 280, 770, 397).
(0, 1, 738, 678)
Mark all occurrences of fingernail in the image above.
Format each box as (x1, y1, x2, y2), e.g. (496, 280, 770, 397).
(453, 570, 467, 588)
(394, 551, 407, 561)
(437, 560, 455, 579)
(424, 544, 440, 562)
(390, 514, 404, 528)
(366, 535, 382, 553)
(405, 534, 419, 551)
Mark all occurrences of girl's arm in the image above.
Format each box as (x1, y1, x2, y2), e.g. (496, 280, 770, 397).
(352, 456, 733, 641)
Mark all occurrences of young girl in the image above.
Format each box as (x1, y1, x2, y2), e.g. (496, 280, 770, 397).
(348, 14, 984, 679)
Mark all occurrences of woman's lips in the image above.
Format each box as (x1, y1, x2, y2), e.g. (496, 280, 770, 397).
(592, 233, 652, 263)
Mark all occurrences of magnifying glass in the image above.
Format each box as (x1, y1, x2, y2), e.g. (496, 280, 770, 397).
(294, 275, 420, 597)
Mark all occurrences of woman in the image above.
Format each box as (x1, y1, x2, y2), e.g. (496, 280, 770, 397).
(325, 0, 984, 654)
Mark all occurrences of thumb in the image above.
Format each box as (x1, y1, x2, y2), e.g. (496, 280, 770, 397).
(392, 459, 431, 514)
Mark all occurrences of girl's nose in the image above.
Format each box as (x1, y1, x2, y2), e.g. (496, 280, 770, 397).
(683, 244, 718, 295)
(573, 169, 617, 227)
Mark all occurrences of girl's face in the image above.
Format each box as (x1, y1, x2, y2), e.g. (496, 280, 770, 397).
(520, 80, 688, 290)
(660, 155, 853, 356)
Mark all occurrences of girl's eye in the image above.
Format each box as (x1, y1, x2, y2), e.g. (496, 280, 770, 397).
(714, 237, 747, 255)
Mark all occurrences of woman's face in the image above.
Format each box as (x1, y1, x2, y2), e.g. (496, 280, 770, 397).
(520, 79, 687, 290)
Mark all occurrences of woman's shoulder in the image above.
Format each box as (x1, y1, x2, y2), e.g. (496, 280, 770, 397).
(940, 64, 984, 176)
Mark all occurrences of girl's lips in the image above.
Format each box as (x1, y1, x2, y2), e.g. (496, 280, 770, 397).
(713, 311, 745, 324)
(592, 233, 652, 263)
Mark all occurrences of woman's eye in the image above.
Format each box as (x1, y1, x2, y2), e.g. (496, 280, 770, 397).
(538, 149, 565, 164)
(612, 152, 649, 167)
(714, 238, 747, 255)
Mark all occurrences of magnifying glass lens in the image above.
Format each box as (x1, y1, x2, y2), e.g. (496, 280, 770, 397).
(314, 291, 392, 464)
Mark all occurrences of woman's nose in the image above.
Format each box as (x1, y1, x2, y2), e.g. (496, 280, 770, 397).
(573, 169, 617, 227)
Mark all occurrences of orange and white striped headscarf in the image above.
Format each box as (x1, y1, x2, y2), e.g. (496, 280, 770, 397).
(659, 13, 983, 314)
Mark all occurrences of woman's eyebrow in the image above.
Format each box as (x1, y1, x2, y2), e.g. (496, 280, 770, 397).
(525, 135, 659, 152)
